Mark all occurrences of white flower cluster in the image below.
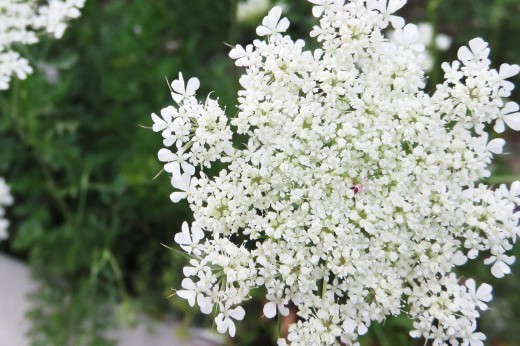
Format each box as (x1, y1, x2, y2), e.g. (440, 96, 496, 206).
(151, 1, 520, 345)
(0, 0, 85, 90)
(0, 178, 14, 240)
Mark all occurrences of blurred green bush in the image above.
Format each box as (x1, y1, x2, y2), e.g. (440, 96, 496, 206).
(0, 0, 519, 345)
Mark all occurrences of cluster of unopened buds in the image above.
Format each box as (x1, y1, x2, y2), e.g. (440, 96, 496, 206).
(0, 0, 85, 90)
(0, 178, 14, 240)
(151, 0, 520, 345)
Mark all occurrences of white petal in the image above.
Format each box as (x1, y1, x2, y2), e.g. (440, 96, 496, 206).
(367, 0, 386, 12)
(470, 332, 486, 346)
(181, 278, 196, 290)
(263, 301, 277, 318)
(453, 251, 468, 266)
(387, 0, 407, 13)
(504, 255, 515, 265)
(494, 119, 505, 133)
(164, 161, 180, 174)
(499, 63, 520, 79)
(389, 15, 405, 29)
(171, 92, 183, 104)
(510, 181, 520, 195)
(343, 318, 356, 334)
(227, 319, 236, 337)
(409, 330, 422, 338)
(476, 283, 493, 302)
(199, 296, 213, 314)
(491, 261, 509, 278)
(181, 221, 190, 236)
(468, 249, 479, 259)
(176, 290, 196, 306)
(457, 46, 472, 62)
(170, 192, 187, 203)
(160, 106, 175, 122)
(358, 323, 368, 335)
(278, 304, 290, 316)
(171, 72, 185, 94)
(239, 75, 253, 88)
(487, 138, 505, 154)
(181, 162, 196, 176)
(277, 339, 288, 346)
(151, 113, 167, 132)
(276, 17, 290, 32)
(503, 101, 519, 114)
(468, 37, 488, 54)
(186, 77, 200, 96)
(163, 136, 175, 147)
(191, 226, 204, 243)
(256, 26, 273, 36)
(229, 45, 245, 60)
(312, 6, 324, 17)
(230, 306, 246, 320)
(403, 24, 419, 43)
(465, 278, 476, 293)
(171, 173, 190, 191)
(264, 6, 282, 28)
(504, 114, 520, 131)
(215, 314, 227, 334)
(158, 148, 175, 162)
(174, 231, 190, 246)
(183, 266, 198, 276)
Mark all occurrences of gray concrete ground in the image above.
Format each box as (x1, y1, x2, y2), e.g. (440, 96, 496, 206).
(0, 253, 221, 346)
(0, 253, 34, 346)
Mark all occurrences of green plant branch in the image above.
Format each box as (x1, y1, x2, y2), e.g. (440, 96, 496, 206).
(7, 79, 72, 219)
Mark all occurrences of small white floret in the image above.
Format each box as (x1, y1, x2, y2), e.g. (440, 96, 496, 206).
(256, 6, 290, 37)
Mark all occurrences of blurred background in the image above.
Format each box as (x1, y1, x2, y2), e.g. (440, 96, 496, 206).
(0, 0, 519, 345)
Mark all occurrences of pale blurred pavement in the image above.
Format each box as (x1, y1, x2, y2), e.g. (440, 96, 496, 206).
(0, 253, 222, 346)
(0, 253, 34, 346)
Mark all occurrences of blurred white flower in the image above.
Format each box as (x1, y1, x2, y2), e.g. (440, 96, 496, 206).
(0, 0, 85, 90)
(416, 22, 452, 51)
(389, 22, 452, 71)
(0, 178, 14, 241)
(237, 0, 271, 24)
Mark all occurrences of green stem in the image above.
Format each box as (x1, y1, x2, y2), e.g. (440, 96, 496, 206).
(8, 79, 71, 219)
(105, 249, 128, 300)
(76, 170, 90, 225)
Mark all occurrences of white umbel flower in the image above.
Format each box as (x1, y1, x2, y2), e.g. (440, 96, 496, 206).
(151, 1, 520, 344)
